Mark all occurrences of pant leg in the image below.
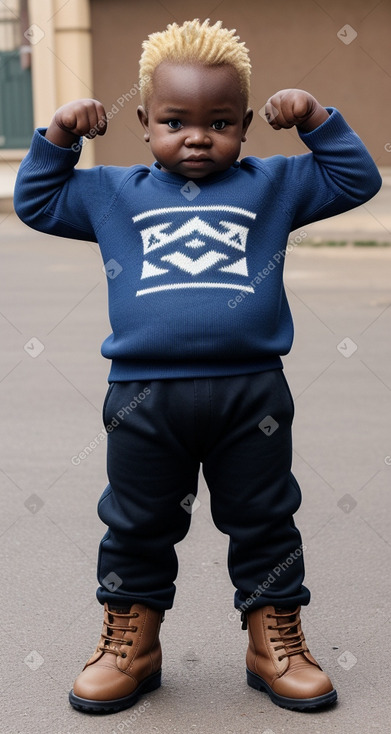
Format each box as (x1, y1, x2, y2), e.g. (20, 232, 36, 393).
(96, 380, 200, 611)
(202, 370, 310, 612)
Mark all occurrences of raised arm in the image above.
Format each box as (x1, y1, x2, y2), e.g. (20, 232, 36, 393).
(262, 89, 382, 229)
(265, 88, 330, 132)
(14, 99, 110, 240)
(45, 98, 107, 147)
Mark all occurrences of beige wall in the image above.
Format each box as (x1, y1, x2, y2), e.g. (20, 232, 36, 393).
(0, 0, 20, 49)
(90, 0, 391, 169)
(2, 0, 94, 206)
(27, 0, 94, 167)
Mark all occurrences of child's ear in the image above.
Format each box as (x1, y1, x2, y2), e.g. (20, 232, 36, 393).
(241, 108, 253, 142)
(137, 105, 150, 142)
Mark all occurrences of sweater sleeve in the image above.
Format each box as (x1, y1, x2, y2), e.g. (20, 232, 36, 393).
(265, 108, 382, 231)
(13, 129, 130, 241)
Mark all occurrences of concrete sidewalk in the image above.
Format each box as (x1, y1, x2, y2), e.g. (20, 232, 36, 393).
(1, 214, 391, 734)
(303, 170, 391, 243)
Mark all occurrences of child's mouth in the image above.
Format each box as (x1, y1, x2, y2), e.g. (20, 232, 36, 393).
(183, 157, 212, 166)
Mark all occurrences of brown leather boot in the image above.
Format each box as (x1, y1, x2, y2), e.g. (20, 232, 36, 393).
(69, 603, 164, 713)
(244, 606, 337, 711)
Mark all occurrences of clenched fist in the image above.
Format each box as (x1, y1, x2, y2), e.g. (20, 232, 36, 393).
(264, 89, 329, 132)
(46, 99, 107, 148)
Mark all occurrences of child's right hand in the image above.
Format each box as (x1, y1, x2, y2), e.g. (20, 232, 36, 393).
(45, 99, 107, 148)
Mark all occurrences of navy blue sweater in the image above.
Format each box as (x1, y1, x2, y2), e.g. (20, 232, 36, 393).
(14, 109, 381, 381)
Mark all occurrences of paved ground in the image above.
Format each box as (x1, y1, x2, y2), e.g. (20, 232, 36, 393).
(1, 208, 391, 734)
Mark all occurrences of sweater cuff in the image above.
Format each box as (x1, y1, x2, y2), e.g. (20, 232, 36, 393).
(298, 107, 353, 148)
(26, 127, 82, 170)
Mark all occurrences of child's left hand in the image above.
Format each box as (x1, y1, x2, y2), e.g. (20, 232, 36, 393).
(265, 89, 329, 132)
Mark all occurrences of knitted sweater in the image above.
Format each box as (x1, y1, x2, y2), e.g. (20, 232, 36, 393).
(14, 108, 381, 381)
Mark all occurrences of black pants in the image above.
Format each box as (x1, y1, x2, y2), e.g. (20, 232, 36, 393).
(96, 370, 310, 612)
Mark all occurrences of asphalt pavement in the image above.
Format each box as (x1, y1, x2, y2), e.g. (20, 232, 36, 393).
(1, 203, 391, 734)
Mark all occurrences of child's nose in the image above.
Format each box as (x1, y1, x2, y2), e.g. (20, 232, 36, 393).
(184, 128, 212, 146)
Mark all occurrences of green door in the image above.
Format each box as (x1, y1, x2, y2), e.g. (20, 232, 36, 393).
(0, 50, 33, 148)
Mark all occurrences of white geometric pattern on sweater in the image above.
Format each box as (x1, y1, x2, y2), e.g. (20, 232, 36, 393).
(132, 205, 257, 296)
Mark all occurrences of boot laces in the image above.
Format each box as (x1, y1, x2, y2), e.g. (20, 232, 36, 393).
(267, 607, 308, 661)
(99, 608, 140, 658)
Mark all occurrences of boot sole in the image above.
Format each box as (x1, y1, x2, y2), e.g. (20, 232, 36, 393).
(68, 668, 161, 714)
(246, 668, 337, 712)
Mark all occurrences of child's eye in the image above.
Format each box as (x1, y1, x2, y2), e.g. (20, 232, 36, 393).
(212, 120, 227, 130)
(167, 120, 182, 130)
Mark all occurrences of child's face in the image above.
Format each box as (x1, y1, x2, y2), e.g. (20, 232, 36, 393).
(137, 62, 253, 179)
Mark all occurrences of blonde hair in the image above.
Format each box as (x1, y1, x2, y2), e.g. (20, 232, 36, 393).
(139, 18, 251, 108)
